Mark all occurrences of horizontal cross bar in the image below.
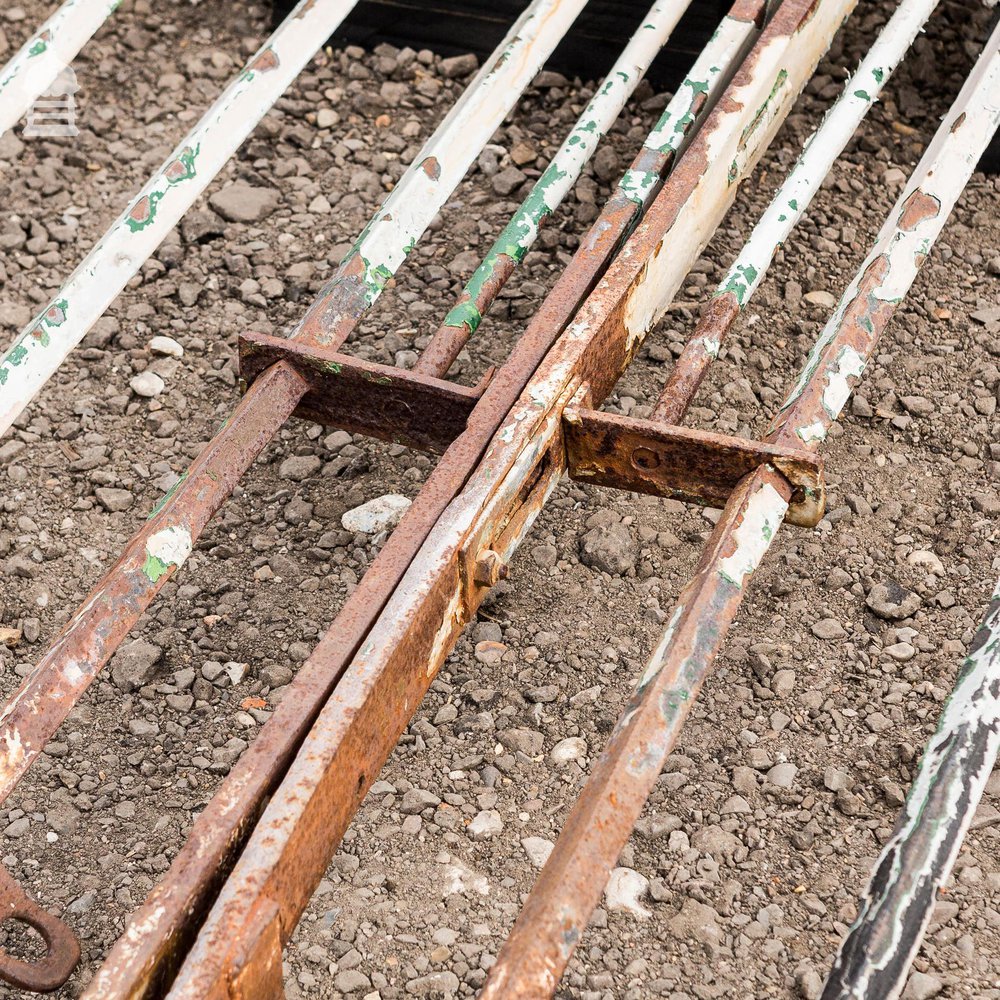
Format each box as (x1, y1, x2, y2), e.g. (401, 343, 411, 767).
(563, 400, 825, 527)
(238, 332, 485, 453)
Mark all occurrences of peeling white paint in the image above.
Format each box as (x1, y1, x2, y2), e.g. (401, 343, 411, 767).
(146, 526, 193, 571)
(822, 344, 866, 418)
(717, 482, 787, 588)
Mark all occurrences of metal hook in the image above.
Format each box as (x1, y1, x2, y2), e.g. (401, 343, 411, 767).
(0, 863, 80, 993)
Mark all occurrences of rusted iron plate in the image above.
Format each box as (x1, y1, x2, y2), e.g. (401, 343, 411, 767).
(161, 1, 847, 994)
(87, 8, 746, 997)
(563, 398, 824, 525)
(0, 862, 81, 992)
(239, 332, 484, 452)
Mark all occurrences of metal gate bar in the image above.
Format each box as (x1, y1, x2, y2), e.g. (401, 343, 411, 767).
(0, 0, 366, 438)
(154, 2, 854, 996)
(0, 0, 117, 138)
(85, 5, 759, 997)
(482, 23, 1000, 997)
(819, 40, 1000, 999)
(824, 574, 1000, 999)
(412, 0, 693, 377)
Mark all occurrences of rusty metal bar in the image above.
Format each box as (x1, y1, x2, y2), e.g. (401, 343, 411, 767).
(819, 34, 1000, 1000)
(563, 397, 824, 525)
(481, 22, 1000, 996)
(83, 10, 754, 998)
(0, 0, 117, 138)
(0, 0, 364, 439)
(652, 0, 942, 424)
(413, 0, 695, 378)
(158, 3, 855, 996)
(0, 3, 589, 995)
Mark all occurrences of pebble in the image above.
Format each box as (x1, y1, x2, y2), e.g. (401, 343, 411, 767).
(149, 335, 184, 358)
(866, 580, 922, 620)
(130, 371, 165, 398)
(467, 810, 503, 841)
(279, 455, 322, 481)
(95, 487, 134, 513)
(209, 183, 281, 223)
(110, 640, 162, 691)
(811, 618, 846, 639)
(604, 867, 651, 918)
(521, 837, 554, 868)
(902, 971, 944, 1000)
(342, 494, 411, 533)
(549, 736, 586, 765)
(579, 520, 636, 576)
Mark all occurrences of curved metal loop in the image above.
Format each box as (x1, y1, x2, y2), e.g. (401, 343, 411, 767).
(0, 863, 80, 993)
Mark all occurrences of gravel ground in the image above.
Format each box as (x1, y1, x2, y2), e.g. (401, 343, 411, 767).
(0, 0, 999, 998)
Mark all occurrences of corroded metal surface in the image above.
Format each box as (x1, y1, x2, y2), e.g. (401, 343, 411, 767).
(653, 0, 942, 425)
(239, 332, 485, 452)
(0, 0, 117, 137)
(159, 2, 850, 996)
(414, 0, 693, 377)
(0, 0, 364, 439)
(564, 401, 824, 525)
(0, 862, 81, 992)
(483, 22, 1000, 998)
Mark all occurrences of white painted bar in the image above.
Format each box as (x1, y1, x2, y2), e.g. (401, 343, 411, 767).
(438, 0, 695, 337)
(293, 0, 591, 342)
(0, 0, 364, 437)
(0, 0, 118, 137)
(712, 0, 943, 311)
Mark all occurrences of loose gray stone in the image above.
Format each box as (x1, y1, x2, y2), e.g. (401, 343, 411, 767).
(209, 183, 281, 223)
(111, 639, 163, 691)
(866, 580, 922, 620)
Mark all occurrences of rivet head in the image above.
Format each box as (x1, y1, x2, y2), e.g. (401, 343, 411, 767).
(474, 550, 507, 587)
(632, 447, 659, 470)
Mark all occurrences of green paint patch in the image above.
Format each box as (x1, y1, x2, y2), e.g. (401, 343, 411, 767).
(142, 553, 172, 583)
(854, 89, 871, 101)
(872, 67, 884, 83)
(28, 39, 48, 58)
(7, 344, 28, 367)
(147, 472, 188, 520)
(721, 263, 759, 305)
(443, 299, 483, 334)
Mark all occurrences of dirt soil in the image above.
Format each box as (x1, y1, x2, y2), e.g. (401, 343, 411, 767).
(0, 0, 999, 997)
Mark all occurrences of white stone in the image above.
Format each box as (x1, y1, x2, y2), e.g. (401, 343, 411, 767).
(467, 809, 503, 841)
(604, 867, 651, 919)
(907, 548, 945, 576)
(130, 371, 164, 398)
(521, 837, 554, 868)
(549, 736, 587, 765)
(341, 494, 411, 533)
(149, 335, 184, 358)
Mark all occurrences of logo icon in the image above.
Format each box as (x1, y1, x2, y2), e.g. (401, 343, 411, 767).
(24, 66, 79, 139)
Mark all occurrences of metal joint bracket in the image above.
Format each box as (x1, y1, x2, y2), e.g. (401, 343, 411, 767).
(239, 333, 489, 453)
(563, 403, 825, 527)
